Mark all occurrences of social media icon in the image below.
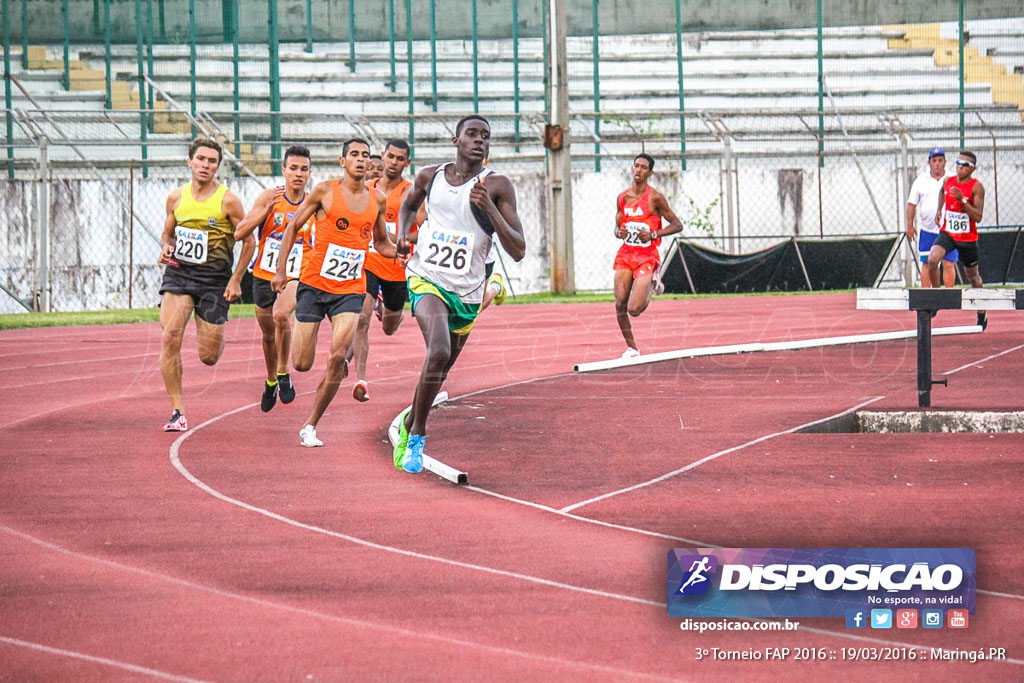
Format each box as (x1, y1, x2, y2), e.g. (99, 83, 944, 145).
(948, 609, 969, 629)
(845, 609, 867, 629)
(896, 609, 918, 628)
(870, 609, 892, 629)
(922, 609, 943, 628)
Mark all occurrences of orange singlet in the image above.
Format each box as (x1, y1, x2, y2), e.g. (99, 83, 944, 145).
(365, 177, 414, 282)
(301, 179, 379, 295)
(252, 190, 311, 282)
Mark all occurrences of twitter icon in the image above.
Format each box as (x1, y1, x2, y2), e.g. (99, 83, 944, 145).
(870, 609, 892, 629)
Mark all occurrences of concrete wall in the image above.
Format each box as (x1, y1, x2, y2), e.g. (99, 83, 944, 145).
(9, 0, 1024, 44)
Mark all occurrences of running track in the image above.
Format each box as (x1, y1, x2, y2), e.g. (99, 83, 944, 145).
(1, 293, 1021, 680)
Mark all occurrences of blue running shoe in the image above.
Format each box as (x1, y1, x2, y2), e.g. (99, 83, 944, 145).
(403, 434, 424, 474)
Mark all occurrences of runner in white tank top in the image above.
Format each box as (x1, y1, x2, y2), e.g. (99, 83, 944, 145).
(391, 115, 527, 474)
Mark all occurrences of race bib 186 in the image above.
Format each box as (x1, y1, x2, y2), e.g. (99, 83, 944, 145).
(422, 228, 474, 276)
(174, 227, 208, 264)
(319, 243, 365, 282)
(946, 211, 970, 235)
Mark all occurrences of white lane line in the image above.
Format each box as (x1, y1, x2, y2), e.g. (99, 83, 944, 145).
(0, 524, 674, 681)
(559, 396, 885, 513)
(0, 635, 206, 682)
(169, 406, 660, 609)
(943, 343, 1024, 376)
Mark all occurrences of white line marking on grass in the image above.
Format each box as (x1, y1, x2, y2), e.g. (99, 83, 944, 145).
(0, 635, 207, 682)
(559, 396, 885, 513)
(943, 342, 1024, 376)
(0, 525, 676, 681)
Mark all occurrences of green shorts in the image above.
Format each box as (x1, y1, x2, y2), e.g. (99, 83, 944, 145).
(408, 275, 481, 335)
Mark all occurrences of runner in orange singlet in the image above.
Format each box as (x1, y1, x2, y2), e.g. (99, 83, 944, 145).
(347, 139, 416, 402)
(234, 145, 312, 411)
(272, 138, 397, 447)
(613, 153, 683, 357)
(927, 149, 987, 329)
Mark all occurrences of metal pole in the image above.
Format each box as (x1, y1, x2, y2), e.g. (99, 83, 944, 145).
(129, 161, 134, 308)
(146, 0, 154, 126)
(430, 0, 437, 111)
(791, 237, 812, 291)
(158, 0, 165, 40)
(232, 0, 239, 171)
(958, 0, 964, 148)
(62, 0, 70, 90)
(512, 0, 520, 151)
(188, 0, 196, 122)
(723, 135, 735, 253)
(992, 137, 999, 225)
(20, 0, 26, 70)
(135, 0, 148, 177)
(269, 0, 281, 175)
(3, 0, 13, 179)
(541, 0, 548, 115)
(816, 0, 823, 169)
(37, 138, 50, 312)
(104, 0, 112, 109)
(387, 0, 395, 92)
(547, 0, 574, 293)
(348, 0, 356, 72)
(305, 0, 313, 52)
(472, 0, 479, 113)
(591, 0, 600, 171)
(899, 133, 912, 286)
(674, 0, 685, 169)
(406, 0, 415, 169)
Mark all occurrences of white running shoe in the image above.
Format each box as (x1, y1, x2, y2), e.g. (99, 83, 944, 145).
(299, 424, 323, 447)
(621, 347, 640, 359)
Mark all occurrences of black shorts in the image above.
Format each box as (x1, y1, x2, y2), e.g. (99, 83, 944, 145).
(935, 232, 979, 268)
(365, 268, 408, 312)
(160, 262, 231, 325)
(295, 283, 364, 322)
(252, 276, 277, 309)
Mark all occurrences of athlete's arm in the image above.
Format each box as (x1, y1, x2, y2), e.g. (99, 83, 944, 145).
(472, 174, 526, 262)
(638, 191, 684, 243)
(158, 189, 183, 265)
(371, 190, 397, 258)
(273, 180, 327, 292)
(233, 186, 283, 240)
(614, 203, 627, 239)
(962, 182, 984, 223)
(397, 165, 437, 255)
(223, 190, 252, 303)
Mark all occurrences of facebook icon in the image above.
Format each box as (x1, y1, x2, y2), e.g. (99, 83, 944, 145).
(846, 609, 867, 629)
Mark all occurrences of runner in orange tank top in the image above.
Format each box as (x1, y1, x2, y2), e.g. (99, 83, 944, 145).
(347, 139, 417, 402)
(233, 145, 313, 412)
(613, 153, 683, 357)
(272, 138, 396, 447)
(927, 149, 988, 329)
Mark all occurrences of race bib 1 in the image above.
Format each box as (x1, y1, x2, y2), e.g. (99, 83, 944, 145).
(421, 228, 474, 276)
(284, 242, 303, 279)
(623, 221, 649, 247)
(174, 226, 208, 264)
(319, 243, 365, 282)
(259, 237, 303, 279)
(946, 211, 970, 235)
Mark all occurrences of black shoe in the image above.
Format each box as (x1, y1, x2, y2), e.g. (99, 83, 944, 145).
(261, 381, 278, 412)
(278, 373, 295, 404)
(977, 312, 988, 331)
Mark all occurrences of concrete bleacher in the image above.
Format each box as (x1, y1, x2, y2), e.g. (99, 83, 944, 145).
(4, 17, 1021, 175)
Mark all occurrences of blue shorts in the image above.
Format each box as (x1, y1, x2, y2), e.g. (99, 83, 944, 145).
(918, 230, 958, 263)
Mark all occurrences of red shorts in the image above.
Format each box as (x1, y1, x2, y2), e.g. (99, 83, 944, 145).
(613, 246, 660, 278)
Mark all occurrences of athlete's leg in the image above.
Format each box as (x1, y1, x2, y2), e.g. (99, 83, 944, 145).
(254, 304, 278, 382)
(613, 268, 638, 351)
(407, 294, 453, 436)
(941, 262, 956, 288)
(963, 264, 982, 288)
(380, 306, 403, 335)
(291, 321, 320, 372)
(272, 280, 298, 374)
(925, 244, 948, 288)
(920, 256, 934, 288)
(627, 272, 655, 317)
(306, 312, 357, 428)
(159, 292, 195, 413)
(349, 292, 374, 382)
(194, 316, 226, 366)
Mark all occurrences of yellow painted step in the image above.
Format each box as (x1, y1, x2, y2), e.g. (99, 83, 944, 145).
(26, 45, 47, 69)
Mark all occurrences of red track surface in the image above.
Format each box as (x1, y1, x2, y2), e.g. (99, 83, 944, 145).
(2, 293, 1022, 681)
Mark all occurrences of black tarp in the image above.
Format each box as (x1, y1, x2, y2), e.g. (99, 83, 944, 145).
(662, 237, 899, 293)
